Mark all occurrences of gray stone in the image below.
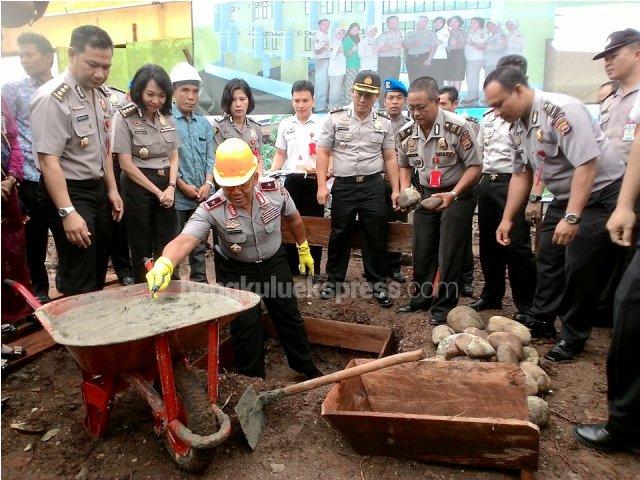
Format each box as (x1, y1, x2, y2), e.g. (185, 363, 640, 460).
(520, 361, 551, 393)
(496, 345, 519, 364)
(486, 316, 532, 345)
(454, 333, 496, 358)
(523, 346, 539, 365)
(431, 325, 455, 345)
(447, 306, 485, 333)
(524, 372, 539, 396)
(463, 327, 489, 339)
(528, 396, 549, 426)
(487, 332, 524, 360)
(436, 334, 463, 360)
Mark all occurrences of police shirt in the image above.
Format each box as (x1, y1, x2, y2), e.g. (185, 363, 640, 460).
(464, 29, 488, 61)
(387, 113, 412, 136)
(511, 90, 626, 201)
(213, 114, 264, 161)
(405, 29, 437, 56)
(111, 103, 180, 170)
(107, 86, 128, 110)
(598, 82, 639, 163)
(314, 30, 331, 60)
(318, 105, 395, 177)
(397, 108, 481, 189)
(478, 109, 513, 174)
(274, 114, 321, 172)
(182, 179, 297, 262)
(376, 30, 404, 58)
(30, 68, 112, 180)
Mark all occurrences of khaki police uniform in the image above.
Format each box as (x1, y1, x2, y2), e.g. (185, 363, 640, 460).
(599, 82, 639, 163)
(182, 179, 317, 378)
(30, 68, 113, 295)
(317, 105, 395, 291)
(112, 103, 180, 283)
(213, 114, 264, 167)
(475, 109, 535, 312)
(404, 28, 437, 82)
(511, 90, 626, 346)
(274, 114, 324, 276)
(376, 29, 404, 99)
(397, 108, 480, 316)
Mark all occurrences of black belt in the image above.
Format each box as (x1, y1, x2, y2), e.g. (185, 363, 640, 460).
(66, 177, 104, 185)
(334, 173, 381, 184)
(139, 167, 170, 176)
(481, 172, 511, 181)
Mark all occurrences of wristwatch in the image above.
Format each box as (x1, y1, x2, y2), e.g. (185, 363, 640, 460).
(563, 212, 581, 224)
(205, 180, 215, 188)
(529, 194, 542, 203)
(449, 190, 459, 201)
(58, 206, 76, 218)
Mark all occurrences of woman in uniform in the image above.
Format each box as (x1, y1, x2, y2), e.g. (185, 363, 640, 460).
(112, 64, 180, 283)
(213, 78, 264, 173)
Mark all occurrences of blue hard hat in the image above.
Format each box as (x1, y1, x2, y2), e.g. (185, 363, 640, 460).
(384, 78, 407, 96)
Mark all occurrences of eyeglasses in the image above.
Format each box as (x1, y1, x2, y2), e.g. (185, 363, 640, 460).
(407, 100, 437, 113)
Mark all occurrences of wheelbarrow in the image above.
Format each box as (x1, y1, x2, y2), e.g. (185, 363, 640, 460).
(4, 279, 261, 472)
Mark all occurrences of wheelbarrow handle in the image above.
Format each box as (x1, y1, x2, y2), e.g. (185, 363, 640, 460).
(3, 279, 42, 310)
(168, 404, 231, 450)
(281, 348, 428, 398)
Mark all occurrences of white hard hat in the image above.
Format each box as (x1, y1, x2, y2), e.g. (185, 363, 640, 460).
(169, 62, 202, 85)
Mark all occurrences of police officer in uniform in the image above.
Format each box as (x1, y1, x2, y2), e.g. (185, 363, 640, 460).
(383, 78, 411, 283)
(30, 25, 123, 295)
(396, 76, 481, 325)
(146, 139, 322, 380)
(316, 71, 400, 307)
(213, 78, 264, 173)
(485, 66, 626, 361)
(112, 64, 180, 284)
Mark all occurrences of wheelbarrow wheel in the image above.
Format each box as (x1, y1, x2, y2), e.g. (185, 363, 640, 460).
(163, 435, 211, 474)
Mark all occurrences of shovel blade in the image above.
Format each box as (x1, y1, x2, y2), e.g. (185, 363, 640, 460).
(234, 386, 265, 450)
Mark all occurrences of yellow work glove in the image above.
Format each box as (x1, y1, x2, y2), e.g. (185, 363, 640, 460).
(145, 256, 174, 297)
(296, 240, 314, 276)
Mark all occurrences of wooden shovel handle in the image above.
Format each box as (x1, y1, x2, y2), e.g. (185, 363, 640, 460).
(282, 348, 428, 397)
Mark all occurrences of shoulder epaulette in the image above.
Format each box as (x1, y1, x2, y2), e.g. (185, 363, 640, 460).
(483, 108, 494, 117)
(465, 116, 479, 124)
(329, 106, 346, 114)
(258, 178, 279, 191)
(376, 110, 390, 119)
(202, 193, 226, 210)
(397, 123, 413, 142)
(247, 116, 261, 125)
(543, 102, 561, 119)
(51, 83, 70, 102)
(98, 85, 110, 96)
(119, 102, 138, 118)
(444, 121, 463, 135)
(403, 115, 411, 123)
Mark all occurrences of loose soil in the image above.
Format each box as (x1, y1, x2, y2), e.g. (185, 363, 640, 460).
(2, 244, 639, 479)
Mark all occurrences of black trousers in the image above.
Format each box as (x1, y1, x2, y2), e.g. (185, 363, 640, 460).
(405, 53, 429, 84)
(532, 180, 624, 345)
(384, 180, 407, 275)
(378, 57, 401, 102)
(176, 208, 208, 283)
(606, 237, 640, 436)
(19, 180, 50, 297)
(410, 185, 477, 315)
(38, 178, 110, 295)
(327, 174, 388, 289)
(477, 174, 536, 311)
(121, 169, 178, 284)
(460, 216, 475, 288)
(217, 247, 315, 378)
(283, 174, 324, 276)
(109, 160, 132, 279)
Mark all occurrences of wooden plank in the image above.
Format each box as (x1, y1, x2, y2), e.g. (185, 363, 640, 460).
(359, 361, 530, 420)
(5, 329, 58, 372)
(262, 315, 392, 355)
(322, 410, 539, 471)
(281, 216, 413, 253)
(322, 360, 372, 413)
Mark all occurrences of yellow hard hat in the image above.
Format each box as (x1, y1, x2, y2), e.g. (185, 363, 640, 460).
(213, 138, 258, 187)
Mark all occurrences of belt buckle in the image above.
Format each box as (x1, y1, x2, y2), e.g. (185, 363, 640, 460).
(490, 173, 498, 181)
(355, 175, 364, 183)
(157, 169, 165, 177)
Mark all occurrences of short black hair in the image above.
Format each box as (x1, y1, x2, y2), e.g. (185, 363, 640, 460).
(220, 78, 255, 115)
(483, 65, 529, 92)
(386, 15, 399, 23)
(17, 32, 54, 54)
(318, 18, 329, 26)
(471, 17, 485, 28)
(129, 64, 174, 116)
(447, 15, 463, 27)
(438, 86, 459, 102)
(70, 25, 113, 52)
(496, 54, 528, 74)
(291, 80, 314, 97)
(408, 76, 439, 100)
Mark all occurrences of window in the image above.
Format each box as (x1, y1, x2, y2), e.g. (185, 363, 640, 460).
(355, 1, 366, 12)
(320, 1, 334, 14)
(253, 1, 273, 20)
(263, 36, 282, 51)
(304, 36, 313, 52)
(382, 0, 491, 13)
(337, 1, 353, 13)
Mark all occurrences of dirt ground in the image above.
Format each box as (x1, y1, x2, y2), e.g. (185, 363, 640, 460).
(2, 247, 640, 480)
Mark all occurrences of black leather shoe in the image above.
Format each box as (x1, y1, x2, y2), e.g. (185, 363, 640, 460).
(389, 271, 406, 283)
(396, 303, 423, 314)
(301, 365, 324, 380)
(460, 283, 475, 298)
(428, 311, 447, 325)
(118, 276, 134, 286)
(320, 283, 342, 299)
(373, 291, 392, 308)
(544, 339, 583, 362)
(311, 274, 322, 284)
(467, 298, 501, 311)
(523, 317, 557, 339)
(574, 424, 640, 452)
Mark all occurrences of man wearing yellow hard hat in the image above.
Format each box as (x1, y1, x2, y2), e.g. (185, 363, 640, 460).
(146, 138, 322, 379)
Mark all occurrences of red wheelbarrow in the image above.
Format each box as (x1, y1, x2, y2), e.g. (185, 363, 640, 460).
(4, 279, 261, 472)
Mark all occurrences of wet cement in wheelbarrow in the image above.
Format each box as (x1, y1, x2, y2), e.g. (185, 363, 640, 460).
(38, 291, 245, 347)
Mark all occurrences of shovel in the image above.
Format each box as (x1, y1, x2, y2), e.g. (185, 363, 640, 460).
(235, 348, 428, 450)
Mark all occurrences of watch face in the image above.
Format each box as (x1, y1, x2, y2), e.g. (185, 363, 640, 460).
(565, 213, 579, 224)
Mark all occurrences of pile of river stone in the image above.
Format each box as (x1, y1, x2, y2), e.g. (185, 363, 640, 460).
(431, 305, 550, 427)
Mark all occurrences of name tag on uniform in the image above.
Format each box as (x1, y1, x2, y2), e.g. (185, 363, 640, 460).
(134, 130, 148, 134)
(336, 126, 350, 131)
(160, 126, 176, 132)
(261, 206, 280, 224)
(76, 114, 89, 122)
(623, 123, 636, 142)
